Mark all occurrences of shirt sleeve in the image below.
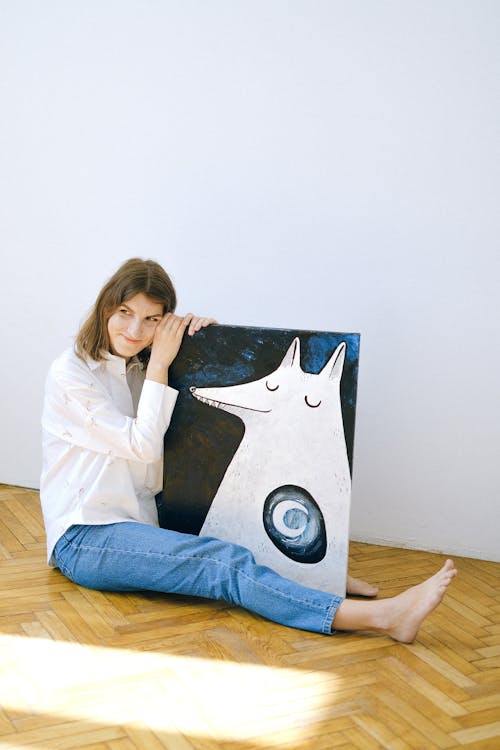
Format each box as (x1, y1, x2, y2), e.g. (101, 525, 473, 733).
(42, 356, 178, 463)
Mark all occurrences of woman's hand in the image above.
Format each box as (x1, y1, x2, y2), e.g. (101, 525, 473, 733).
(187, 315, 217, 337)
(146, 313, 216, 384)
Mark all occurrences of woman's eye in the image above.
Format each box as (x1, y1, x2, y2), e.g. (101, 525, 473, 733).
(266, 381, 279, 392)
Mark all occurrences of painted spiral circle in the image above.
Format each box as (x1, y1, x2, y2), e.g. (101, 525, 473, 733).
(262, 485, 327, 563)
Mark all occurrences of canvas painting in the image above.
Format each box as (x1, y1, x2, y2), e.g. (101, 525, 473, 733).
(157, 325, 360, 596)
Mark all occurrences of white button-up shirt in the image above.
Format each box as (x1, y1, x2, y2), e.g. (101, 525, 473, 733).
(40, 346, 178, 566)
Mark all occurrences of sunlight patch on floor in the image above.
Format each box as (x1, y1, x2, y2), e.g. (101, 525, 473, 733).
(0, 633, 342, 747)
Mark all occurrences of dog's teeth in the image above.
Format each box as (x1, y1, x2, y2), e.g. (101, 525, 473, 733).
(192, 392, 227, 410)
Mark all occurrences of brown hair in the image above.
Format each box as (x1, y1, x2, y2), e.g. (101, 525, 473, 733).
(75, 258, 177, 363)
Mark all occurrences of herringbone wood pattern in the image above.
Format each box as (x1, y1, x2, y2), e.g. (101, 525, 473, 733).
(0, 485, 498, 750)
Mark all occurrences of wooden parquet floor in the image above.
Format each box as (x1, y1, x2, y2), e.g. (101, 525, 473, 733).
(0, 485, 499, 750)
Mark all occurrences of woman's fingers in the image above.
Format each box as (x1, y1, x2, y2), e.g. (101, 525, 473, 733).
(157, 312, 193, 337)
(154, 312, 215, 350)
(187, 316, 217, 336)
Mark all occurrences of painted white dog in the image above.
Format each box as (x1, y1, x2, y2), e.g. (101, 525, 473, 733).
(190, 337, 351, 596)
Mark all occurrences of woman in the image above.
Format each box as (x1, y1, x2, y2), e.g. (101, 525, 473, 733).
(40, 258, 456, 640)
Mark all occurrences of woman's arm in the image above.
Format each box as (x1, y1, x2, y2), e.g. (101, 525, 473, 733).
(42, 358, 176, 463)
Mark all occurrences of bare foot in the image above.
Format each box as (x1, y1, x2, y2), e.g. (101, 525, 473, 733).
(346, 574, 379, 597)
(378, 559, 457, 643)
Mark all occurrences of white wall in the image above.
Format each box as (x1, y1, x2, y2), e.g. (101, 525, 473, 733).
(1, 1, 498, 561)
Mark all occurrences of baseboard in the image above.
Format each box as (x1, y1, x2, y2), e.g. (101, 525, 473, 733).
(349, 532, 500, 564)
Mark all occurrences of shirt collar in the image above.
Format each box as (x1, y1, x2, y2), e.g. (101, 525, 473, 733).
(86, 351, 143, 372)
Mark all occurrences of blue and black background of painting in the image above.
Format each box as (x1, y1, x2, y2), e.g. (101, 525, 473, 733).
(157, 325, 360, 535)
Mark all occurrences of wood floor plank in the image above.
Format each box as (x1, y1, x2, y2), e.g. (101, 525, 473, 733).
(341, 726, 388, 749)
(450, 720, 500, 745)
(406, 641, 478, 688)
(352, 712, 412, 749)
(382, 655, 468, 716)
(370, 685, 458, 748)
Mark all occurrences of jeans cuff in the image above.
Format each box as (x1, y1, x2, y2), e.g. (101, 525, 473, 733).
(323, 595, 344, 635)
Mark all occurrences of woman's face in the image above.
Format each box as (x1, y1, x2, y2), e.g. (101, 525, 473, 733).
(107, 293, 164, 361)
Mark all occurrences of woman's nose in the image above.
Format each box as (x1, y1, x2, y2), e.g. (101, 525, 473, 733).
(127, 319, 143, 337)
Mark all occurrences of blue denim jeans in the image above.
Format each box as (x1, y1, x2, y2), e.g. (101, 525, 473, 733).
(53, 522, 343, 635)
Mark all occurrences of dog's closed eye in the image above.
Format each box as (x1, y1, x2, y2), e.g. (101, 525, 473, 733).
(305, 395, 321, 408)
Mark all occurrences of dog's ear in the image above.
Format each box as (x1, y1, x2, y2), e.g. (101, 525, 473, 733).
(278, 338, 301, 369)
(319, 342, 346, 381)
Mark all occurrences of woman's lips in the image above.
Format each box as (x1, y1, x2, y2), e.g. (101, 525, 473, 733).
(123, 335, 141, 344)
